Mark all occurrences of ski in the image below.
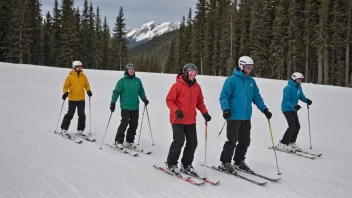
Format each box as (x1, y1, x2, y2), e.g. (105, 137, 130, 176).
(54, 131, 83, 144)
(180, 168, 220, 185)
(268, 146, 316, 159)
(234, 167, 281, 182)
(75, 133, 96, 142)
(153, 165, 205, 186)
(105, 144, 138, 157)
(123, 146, 152, 155)
(204, 165, 267, 186)
(297, 150, 322, 157)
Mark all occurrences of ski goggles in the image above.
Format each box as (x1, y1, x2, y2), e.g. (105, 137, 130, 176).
(75, 65, 82, 70)
(188, 70, 197, 76)
(243, 64, 254, 70)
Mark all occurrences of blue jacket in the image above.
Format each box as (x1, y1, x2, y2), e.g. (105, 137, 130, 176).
(219, 68, 268, 120)
(281, 79, 308, 112)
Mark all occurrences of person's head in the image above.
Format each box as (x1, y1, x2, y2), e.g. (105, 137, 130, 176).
(125, 63, 135, 76)
(72, 60, 83, 72)
(183, 63, 198, 81)
(238, 56, 254, 74)
(291, 72, 304, 84)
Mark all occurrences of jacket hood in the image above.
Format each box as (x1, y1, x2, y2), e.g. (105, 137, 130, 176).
(288, 78, 300, 87)
(124, 71, 136, 78)
(232, 67, 248, 79)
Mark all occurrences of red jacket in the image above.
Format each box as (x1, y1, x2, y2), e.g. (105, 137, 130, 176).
(166, 73, 208, 125)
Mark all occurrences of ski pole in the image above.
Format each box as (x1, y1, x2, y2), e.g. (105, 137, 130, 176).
(54, 99, 65, 134)
(268, 119, 282, 175)
(99, 111, 113, 149)
(89, 97, 92, 136)
(204, 121, 208, 178)
(145, 106, 155, 146)
(218, 120, 227, 137)
(307, 104, 312, 149)
(137, 105, 146, 145)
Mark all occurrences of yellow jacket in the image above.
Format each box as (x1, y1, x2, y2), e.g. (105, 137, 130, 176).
(63, 70, 91, 101)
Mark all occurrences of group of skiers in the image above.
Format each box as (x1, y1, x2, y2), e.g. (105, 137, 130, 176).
(59, 56, 312, 175)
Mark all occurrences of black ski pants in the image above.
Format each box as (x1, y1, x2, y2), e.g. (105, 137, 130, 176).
(167, 124, 198, 167)
(115, 109, 139, 144)
(281, 111, 301, 145)
(61, 100, 86, 131)
(220, 120, 251, 165)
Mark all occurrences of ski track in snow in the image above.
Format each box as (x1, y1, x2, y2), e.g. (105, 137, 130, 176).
(1, 63, 352, 197)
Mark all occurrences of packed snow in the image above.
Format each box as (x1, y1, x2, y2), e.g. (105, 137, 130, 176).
(0, 62, 352, 198)
(127, 21, 180, 42)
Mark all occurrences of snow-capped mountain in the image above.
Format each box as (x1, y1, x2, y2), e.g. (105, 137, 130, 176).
(127, 21, 180, 48)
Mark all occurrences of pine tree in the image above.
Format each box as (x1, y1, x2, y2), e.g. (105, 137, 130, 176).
(0, 0, 13, 61)
(52, 0, 61, 66)
(87, 2, 95, 68)
(111, 6, 128, 70)
(345, 0, 352, 86)
(80, 0, 89, 66)
(42, 12, 54, 66)
(270, 0, 288, 79)
(176, 16, 186, 69)
(58, 0, 77, 67)
(94, 6, 103, 69)
(166, 39, 176, 73)
(238, 0, 252, 56)
(192, 0, 208, 74)
(204, 0, 216, 75)
(73, 6, 81, 61)
(183, 8, 193, 63)
(101, 16, 111, 70)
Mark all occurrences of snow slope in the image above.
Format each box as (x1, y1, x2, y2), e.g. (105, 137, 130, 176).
(0, 62, 352, 198)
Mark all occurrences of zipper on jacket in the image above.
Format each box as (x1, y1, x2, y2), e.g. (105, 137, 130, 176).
(243, 77, 247, 119)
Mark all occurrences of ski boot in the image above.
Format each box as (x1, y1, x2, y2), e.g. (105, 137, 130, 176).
(234, 161, 254, 173)
(124, 142, 137, 149)
(218, 162, 235, 173)
(60, 129, 71, 138)
(114, 142, 124, 150)
(289, 142, 302, 152)
(166, 163, 180, 175)
(181, 164, 199, 177)
(277, 142, 295, 152)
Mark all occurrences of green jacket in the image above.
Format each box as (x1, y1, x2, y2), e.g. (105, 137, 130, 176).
(111, 72, 147, 110)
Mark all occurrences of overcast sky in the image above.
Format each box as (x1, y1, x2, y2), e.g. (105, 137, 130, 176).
(41, 0, 196, 30)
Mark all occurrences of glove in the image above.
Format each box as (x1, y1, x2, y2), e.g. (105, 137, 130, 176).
(203, 112, 211, 122)
(263, 109, 272, 119)
(110, 103, 116, 112)
(62, 92, 68, 100)
(223, 109, 231, 120)
(87, 90, 92, 97)
(175, 109, 184, 119)
(143, 98, 149, 106)
(294, 104, 301, 111)
(307, 99, 312, 105)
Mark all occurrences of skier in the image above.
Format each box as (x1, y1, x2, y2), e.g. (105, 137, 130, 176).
(110, 63, 149, 149)
(277, 72, 312, 152)
(60, 60, 92, 136)
(165, 63, 211, 176)
(218, 56, 272, 173)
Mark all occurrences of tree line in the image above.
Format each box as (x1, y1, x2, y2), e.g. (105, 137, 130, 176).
(1, 0, 352, 87)
(0, 0, 128, 70)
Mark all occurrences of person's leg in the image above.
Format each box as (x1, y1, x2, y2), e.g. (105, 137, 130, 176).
(181, 124, 198, 168)
(61, 101, 77, 131)
(115, 110, 130, 144)
(77, 100, 86, 131)
(126, 110, 139, 144)
(166, 124, 186, 167)
(280, 112, 297, 145)
(234, 120, 251, 164)
(290, 111, 301, 143)
(220, 120, 241, 162)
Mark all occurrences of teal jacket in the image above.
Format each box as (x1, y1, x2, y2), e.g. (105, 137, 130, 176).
(111, 72, 147, 110)
(281, 79, 308, 112)
(219, 68, 268, 120)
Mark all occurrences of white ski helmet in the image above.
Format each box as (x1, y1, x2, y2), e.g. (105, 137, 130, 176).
(72, 60, 82, 68)
(291, 72, 304, 80)
(238, 56, 254, 70)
